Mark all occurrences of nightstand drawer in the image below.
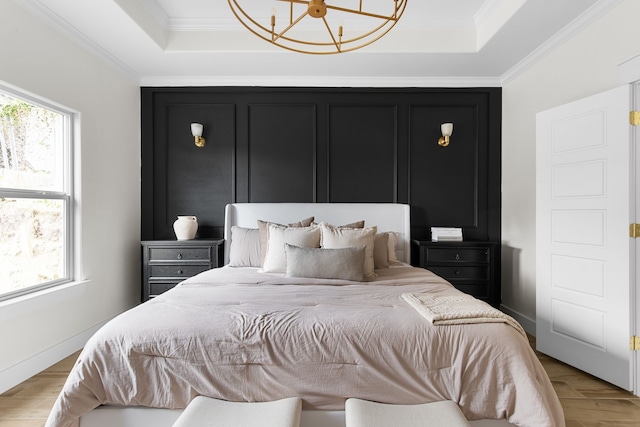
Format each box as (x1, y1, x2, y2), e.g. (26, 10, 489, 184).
(425, 247, 489, 263)
(429, 265, 489, 281)
(148, 247, 212, 261)
(149, 264, 210, 278)
(149, 281, 181, 297)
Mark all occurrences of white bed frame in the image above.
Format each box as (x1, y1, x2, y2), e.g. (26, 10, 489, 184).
(79, 203, 514, 427)
(223, 202, 412, 265)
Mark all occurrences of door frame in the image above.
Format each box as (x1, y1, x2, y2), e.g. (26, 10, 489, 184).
(619, 53, 640, 396)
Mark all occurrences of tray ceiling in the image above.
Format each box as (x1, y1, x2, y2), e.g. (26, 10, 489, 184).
(15, 0, 617, 86)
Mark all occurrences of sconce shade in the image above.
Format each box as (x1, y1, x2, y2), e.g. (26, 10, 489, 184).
(191, 123, 203, 137)
(191, 123, 205, 148)
(438, 122, 453, 147)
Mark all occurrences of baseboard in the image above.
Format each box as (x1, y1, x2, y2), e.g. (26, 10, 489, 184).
(0, 320, 106, 394)
(500, 304, 536, 337)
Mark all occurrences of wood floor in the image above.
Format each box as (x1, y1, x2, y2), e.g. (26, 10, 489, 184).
(1, 337, 640, 426)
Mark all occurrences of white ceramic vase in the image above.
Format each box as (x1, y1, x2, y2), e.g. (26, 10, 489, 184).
(173, 215, 198, 240)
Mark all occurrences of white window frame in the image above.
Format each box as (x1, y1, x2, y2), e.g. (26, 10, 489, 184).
(0, 82, 75, 301)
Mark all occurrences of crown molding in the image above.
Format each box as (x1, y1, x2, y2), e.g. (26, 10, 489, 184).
(13, 0, 140, 84)
(500, 0, 623, 85)
(140, 75, 502, 88)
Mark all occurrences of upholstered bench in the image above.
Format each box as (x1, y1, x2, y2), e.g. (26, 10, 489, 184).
(172, 396, 302, 427)
(345, 399, 470, 427)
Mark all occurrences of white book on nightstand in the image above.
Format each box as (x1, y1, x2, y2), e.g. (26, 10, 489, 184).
(430, 227, 463, 242)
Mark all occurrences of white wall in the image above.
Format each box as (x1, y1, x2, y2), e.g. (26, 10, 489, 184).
(0, 1, 140, 392)
(501, 0, 640, 333)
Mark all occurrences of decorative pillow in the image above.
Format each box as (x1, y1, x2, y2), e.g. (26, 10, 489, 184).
(313, 220, 365, 229)
(320, 222, 377, 278)
(285, 244, 365, 281)
(257, 216, 314, 266)
(262, 223, 321, 273)
(228, 226, 261, 267)
(387, 232, 403, 265)
(373, 232, 390, 269)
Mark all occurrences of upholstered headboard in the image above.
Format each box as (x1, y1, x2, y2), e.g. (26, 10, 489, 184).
(224, 203, 411, 265)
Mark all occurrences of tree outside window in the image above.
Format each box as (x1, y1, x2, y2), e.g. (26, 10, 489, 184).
(0, 89, 73, 300)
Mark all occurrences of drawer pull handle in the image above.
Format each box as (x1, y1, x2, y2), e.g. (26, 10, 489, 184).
(455, 270, 460, 275)
(177, 253, 183, 260)
(177, 269, 183, 275)
(455, 254, 460, 261)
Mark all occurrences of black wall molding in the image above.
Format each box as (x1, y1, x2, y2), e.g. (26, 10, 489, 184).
(141, 87, 501, 245)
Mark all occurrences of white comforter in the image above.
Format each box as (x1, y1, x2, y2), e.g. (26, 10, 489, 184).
(46, 266, 564, 427)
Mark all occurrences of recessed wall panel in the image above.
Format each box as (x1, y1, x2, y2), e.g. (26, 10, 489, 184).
(328, 105, 396, 202)
(248, 104, 316, 202)
(409, 105, 481, 231)
(157, 103, 235, 238)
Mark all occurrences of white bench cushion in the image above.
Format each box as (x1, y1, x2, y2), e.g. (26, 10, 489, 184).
(345, 399, 470, 427)
(172, 396, 302, 427)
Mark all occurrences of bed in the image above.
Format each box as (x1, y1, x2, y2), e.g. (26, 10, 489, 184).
(46, 203, 564, 427)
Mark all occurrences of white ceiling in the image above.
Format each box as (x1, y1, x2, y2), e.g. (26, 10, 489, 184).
(16, 0, 618, 86)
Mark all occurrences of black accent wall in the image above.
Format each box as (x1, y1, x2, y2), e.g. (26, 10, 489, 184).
(141, 87, 501, 245)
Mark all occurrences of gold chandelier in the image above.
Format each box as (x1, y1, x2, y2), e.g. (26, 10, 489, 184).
(227, 0, 407, 55)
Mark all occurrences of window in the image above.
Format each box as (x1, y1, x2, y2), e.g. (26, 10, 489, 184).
(0, 85, 74, 301)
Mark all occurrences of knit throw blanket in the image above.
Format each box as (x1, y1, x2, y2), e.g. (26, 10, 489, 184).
(402, 293, 527, 339)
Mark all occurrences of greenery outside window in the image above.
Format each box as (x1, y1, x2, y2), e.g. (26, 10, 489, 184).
(0, 85, 74, 301)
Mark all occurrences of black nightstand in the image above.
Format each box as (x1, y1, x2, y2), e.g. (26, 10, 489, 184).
(412, 240, 499, 307)
(141, 239, 224, 301)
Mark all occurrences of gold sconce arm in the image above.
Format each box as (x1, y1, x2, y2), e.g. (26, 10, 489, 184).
(438, 122, 453, 147)
(191, 123, 206, 148)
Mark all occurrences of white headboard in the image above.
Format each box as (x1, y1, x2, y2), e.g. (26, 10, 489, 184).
(224, 203, 411, 265)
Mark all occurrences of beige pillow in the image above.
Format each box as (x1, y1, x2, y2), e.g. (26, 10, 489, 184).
(373, 232, 390, 269)
(257, 216, 314, 266)
(228, 226, 261, 267)
(386, 232, 403, 265)
(313, 220, 365, 229)
(285, 244, 365, 281)
(320, 222, 377, 278)
(262, 223, 321, 273)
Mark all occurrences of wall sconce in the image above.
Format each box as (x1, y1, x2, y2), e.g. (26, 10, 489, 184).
(438, 123, 454, 147)
(191, 123, 205, 148)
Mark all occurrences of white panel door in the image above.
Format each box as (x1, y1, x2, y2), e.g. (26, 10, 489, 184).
(536, 86, 633, 390)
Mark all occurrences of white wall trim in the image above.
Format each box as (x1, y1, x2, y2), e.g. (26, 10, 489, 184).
(500, 304, 535, 337)
(140, 75, 502, 88)
(0, 320, 106, 394)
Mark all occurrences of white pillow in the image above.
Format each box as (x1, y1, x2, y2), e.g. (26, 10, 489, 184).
(228, 226, 261, 267)
(257, 217, 314, 266)
(320, 222, 377, 278)
(262, 224, 321, 273)
(285, 244, 365, 281)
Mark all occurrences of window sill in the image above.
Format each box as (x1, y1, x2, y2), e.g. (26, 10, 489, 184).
(0, 280, 91, 319)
